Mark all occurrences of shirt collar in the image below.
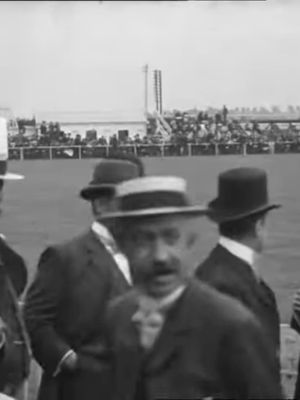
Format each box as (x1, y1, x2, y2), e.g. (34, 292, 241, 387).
(137, 285, 187, 313)
(158, 285, 186, 310)
(219, 235, 259, 275)
(91, 221, 115, 244)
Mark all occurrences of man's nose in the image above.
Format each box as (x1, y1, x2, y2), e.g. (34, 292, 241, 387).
(153, 240, 169, 264)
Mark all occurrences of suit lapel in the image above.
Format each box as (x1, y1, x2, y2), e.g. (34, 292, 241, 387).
(257, 278, 277, 310)
(84, 228, 111, 260)
(84, 229, 129, 290)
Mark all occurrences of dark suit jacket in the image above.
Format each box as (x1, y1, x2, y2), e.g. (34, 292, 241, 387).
(0, 237, 28, 297)
(106, 280, 283, 400)
(0, 240, 30, 396)
(24, 229, 129, 400)
(291, 308, 300, 398)
(195, 244, 280, 355)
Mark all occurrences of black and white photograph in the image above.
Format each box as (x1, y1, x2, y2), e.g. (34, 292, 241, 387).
(0, 0, 299, 399)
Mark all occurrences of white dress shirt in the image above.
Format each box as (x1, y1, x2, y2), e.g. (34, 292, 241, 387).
(91, 221, 132, 285)
(0, 332, 5, 350)
(219, 235, 259, 278)
(0, 394, 15, 400)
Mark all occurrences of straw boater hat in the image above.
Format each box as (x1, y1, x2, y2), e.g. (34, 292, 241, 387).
(0, 117, 24, 180)
(207, 167, 281, 223)
(101, 176, 207, 219)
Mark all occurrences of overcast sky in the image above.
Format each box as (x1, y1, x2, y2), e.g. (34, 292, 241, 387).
(0, 0, 299, 117)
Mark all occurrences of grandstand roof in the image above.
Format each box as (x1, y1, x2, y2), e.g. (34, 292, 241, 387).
(35, 110, 146, 125)
(0, 107, 14, 120)
(229, 112, 300, 121)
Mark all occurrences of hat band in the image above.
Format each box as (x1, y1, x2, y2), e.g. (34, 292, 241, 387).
(0, 161, 7, 176)
(120, 191, 189, 211)
(210, 197, 270, 214)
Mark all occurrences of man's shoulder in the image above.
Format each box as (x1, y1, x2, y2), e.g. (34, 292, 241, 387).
(187, 280, 258, 329)
(47, 229, 92, 255)
(196, 244, 247, 282)
(37, 230, 93, 271)
(107, 281, 257, 332)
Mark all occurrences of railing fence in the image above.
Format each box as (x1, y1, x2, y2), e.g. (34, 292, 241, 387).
(8, 141, 300, 161)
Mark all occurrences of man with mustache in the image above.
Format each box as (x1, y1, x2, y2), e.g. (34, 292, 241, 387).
(103, 175, 282, 400)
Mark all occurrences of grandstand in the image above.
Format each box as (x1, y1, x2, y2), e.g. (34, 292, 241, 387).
(34, 110, 146, 141)
(0, 106, 18, 136)
(4, 106, 300, 160)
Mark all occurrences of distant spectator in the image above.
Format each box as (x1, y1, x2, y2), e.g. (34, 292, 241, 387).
(110, 134, 118, 149)
(222, 105, 228, 123)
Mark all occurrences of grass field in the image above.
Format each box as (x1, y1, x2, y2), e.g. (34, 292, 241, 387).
(2, 154, 300, 398)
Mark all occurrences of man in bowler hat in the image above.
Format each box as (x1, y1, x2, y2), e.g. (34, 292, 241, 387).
(0, 117, 31, 399)
(24, 153, 144, 400)
(103, 175, 282, 400)
(195, 167, 281, 376)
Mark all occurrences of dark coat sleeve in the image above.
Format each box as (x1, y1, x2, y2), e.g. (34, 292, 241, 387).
(24, 246, 71, 375)
(219, 314, 283, 399)
(291, 313, 300, 334)
(0, 330, 5, 361)
(0, 237, 28, 297)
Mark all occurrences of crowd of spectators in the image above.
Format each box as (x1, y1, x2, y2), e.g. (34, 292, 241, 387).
(148, 107, 300, 147)
(8, 107, 300, 149)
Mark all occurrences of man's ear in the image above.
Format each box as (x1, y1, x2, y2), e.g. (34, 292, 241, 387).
(255, 213, 266, 234)
(255, 217, 266, 239)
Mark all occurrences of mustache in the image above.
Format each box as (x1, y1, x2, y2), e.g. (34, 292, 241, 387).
(151, 262, 176, 275)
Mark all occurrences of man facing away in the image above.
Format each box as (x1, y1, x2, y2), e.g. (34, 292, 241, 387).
(0, 117, 30, 399)
(195, 167, 281, 376)
(103, 175, 283, 400)
(24, 154, 144, 400)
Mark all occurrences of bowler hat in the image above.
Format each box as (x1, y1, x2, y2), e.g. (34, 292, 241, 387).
(207, 167, 281, 223)
(80, 158, 142, 201)
(101, 175, 207, 220)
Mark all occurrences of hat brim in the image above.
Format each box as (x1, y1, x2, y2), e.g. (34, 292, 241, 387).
(80, 184, 115, 200)
(207, 199, 281, 224)
(0, 172, 24, 180)
(100, 205, 208, 220)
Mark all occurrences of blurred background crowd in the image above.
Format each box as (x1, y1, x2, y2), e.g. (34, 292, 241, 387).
(8, 106, 300, 149)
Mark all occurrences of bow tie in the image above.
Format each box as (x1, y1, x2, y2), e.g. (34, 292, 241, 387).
(132, 287, 186, 351)
(132, 297, 165, 351)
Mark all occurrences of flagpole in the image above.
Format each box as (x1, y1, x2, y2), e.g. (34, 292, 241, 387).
(143, 64, 149, 117)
